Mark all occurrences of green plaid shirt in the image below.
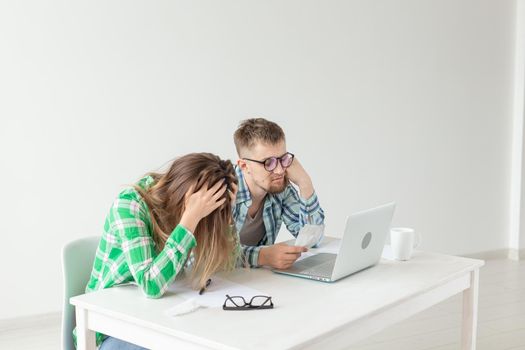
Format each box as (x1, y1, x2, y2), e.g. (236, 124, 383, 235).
(78, 176, 197, 346)
(86, 175, 196, 297)
(233, 166, 325, 267)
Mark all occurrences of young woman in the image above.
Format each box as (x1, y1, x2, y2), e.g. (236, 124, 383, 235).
(80, 153, 240, 350)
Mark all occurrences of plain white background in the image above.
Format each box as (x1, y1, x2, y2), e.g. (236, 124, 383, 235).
(0, 0, 517, 320)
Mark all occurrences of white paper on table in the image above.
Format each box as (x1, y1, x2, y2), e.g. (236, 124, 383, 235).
(165, 275, 266, 316)
(165, 298, 204, 316)
(294, 224, 324, 248)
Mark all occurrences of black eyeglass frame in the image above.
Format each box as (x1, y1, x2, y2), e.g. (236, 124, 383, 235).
(242, 152, 295, 172)
(222, 294, 274, 311)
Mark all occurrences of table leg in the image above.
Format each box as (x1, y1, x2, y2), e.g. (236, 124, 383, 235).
(75, 307, 96, 350)
(461, 269, 480, 350)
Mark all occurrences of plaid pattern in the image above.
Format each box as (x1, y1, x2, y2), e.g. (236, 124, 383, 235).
(76, 176, 196, 347)
(86, 176, 196, 297)
(233, 166, 325, 267)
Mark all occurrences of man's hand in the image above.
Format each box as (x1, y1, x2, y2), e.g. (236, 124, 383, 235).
(285, 158, 314, 199)
(258, 243, 308, 269)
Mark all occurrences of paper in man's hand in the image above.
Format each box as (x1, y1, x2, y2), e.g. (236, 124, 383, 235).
(295, 224, 324, 248)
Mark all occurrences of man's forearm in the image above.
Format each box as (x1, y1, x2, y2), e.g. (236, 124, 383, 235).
(297, 179, 314, 200)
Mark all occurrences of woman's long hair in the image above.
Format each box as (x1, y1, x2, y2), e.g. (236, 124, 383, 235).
(135, 153, 239, 289)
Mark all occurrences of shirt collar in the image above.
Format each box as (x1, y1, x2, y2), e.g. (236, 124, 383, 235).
(136, 175, 155, 190)
(235, 166, 252, 205)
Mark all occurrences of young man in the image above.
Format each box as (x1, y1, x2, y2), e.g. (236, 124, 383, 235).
(233, 118, 325, 269)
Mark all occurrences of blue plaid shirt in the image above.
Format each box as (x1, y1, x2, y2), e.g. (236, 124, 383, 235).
(233, 166, 325, 267)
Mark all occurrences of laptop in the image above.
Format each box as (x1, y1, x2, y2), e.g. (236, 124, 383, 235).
(272, 202, 396, 282)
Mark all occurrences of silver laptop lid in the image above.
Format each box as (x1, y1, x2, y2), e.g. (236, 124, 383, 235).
(331, 202, 395, 281)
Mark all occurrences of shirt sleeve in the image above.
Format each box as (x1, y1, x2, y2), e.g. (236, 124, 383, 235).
(240, 244, 264, 268)
(109, 196, 196, 298)
(281, 185, 325, 237)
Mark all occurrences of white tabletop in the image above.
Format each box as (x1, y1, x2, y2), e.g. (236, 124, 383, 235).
(71, 251, 484, 350)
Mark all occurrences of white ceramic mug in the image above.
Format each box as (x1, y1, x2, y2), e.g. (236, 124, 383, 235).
(390, 227, 421, 261)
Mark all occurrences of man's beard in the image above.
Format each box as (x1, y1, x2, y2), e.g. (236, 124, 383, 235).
(267, 175, 289, 194)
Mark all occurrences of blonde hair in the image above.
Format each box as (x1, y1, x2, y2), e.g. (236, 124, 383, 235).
(233, 118, 285, 156)
(135, 153, 239, 289)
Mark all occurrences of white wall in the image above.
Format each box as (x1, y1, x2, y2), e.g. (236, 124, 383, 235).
(0, 0, 516, 320)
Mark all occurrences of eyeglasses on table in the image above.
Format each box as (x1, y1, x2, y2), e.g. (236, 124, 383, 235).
(223, 294, 274, 311)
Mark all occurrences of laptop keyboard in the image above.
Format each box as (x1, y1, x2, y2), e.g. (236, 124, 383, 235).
(301, 260, 336, 277)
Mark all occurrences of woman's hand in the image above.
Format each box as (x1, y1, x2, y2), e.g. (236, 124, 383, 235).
(229, 182, 238, 206)
(180, 180, 227, 232)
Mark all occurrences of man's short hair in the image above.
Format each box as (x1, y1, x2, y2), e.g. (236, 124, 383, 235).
(234, 118, 286, 156)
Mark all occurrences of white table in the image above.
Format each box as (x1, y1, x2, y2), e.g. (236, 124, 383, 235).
(71, 251, 484, 350)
